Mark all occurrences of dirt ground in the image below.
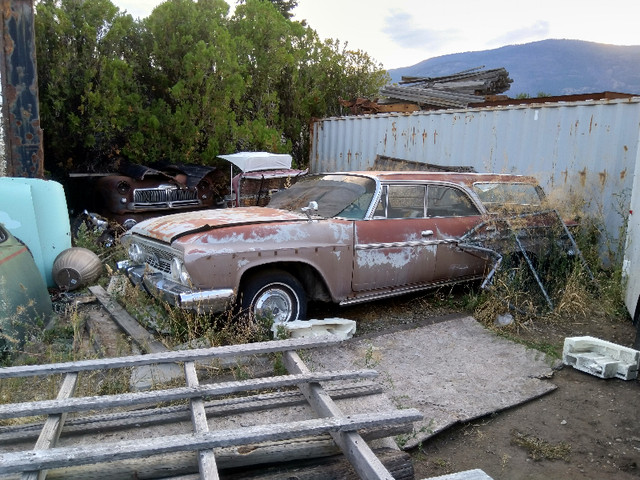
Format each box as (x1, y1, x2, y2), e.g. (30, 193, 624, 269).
(71, 282, 640, 480)
(319, 290, 640, 480)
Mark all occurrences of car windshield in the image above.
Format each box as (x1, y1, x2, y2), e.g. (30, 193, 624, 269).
(472, 182, 544, 212)
(268, 174, 377, 219)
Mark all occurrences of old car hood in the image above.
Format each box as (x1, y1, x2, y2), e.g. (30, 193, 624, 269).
(129, 207, 307, 243)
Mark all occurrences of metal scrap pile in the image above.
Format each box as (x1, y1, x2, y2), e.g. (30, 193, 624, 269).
(375, 67, 513, 112)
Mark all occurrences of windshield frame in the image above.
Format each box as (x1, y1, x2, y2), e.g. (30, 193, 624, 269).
(267, 173, 380, 220)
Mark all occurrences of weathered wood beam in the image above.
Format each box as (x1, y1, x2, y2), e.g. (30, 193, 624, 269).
(0, 383, 383, 444)
(21, 373, 78, 480)
(88, 285, 168, 354)
(184, 361, 218, 480)
(0, 370, 379, 419)
(0, 410, 422, 475)
(283, 351, 415, 480)
(0, 337, 342, 379)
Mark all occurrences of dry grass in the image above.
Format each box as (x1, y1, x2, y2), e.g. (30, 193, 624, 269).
(511, 430, 572, 461)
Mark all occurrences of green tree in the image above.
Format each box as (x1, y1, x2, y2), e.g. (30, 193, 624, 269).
(35, 0, 389, 172)
(236, 0, 299, 19)
(231, 0, 388, 164)
(130, 0, 243, 165)
(35, 0, 143, 176)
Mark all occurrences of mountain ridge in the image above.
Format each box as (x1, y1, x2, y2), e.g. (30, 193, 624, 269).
(387, 39, 640, 96)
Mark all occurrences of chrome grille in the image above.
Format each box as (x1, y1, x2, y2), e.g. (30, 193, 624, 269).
(134, 237, 181, 274)
(133, 186, 199, 208)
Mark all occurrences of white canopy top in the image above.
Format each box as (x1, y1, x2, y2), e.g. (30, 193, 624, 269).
(218, 152, 293, 173)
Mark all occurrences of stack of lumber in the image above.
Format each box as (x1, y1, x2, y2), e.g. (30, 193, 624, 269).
(369, 67, 513, 112)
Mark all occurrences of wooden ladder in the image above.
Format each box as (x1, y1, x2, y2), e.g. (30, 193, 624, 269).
(0, 336, 421, 479)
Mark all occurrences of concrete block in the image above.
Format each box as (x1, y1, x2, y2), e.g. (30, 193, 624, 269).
(273, 318, 356, 340)
(563, 336, 640, 380)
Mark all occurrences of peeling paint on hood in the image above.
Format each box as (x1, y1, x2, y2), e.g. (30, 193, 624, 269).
(129, 207, 306, 243)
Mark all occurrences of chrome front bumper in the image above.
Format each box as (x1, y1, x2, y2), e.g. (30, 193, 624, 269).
(117, 261, 234, 314)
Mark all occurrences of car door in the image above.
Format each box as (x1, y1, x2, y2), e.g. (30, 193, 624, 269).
(352, 184, 438, 291)
(425, 184, 489, 281)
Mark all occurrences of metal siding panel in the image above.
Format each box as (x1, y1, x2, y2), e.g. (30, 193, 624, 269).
(311, 98, 640, 256)
(623, 130, 640, 317)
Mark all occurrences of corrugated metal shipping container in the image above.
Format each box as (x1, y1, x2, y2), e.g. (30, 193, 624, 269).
(310, 97, 640, 258)
(623, 134, 640, 329)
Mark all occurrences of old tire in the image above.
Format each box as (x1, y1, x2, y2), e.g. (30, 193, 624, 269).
(241, 270, 306, 324)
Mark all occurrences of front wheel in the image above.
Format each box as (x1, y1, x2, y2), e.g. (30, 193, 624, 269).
(241, 270, 307, 324)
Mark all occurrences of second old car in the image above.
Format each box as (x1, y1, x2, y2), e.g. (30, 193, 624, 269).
(119, 171, 551, 324)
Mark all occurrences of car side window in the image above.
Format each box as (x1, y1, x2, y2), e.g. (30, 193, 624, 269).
(385, 185, 426, 218)
(427, 186, 479, 217)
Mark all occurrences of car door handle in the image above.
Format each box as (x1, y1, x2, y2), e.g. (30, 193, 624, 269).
(421, 230, 434, 237)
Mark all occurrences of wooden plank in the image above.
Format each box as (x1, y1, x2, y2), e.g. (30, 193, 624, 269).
(22, 373, 78, 480)
(0, 383, 384, 444)
(32, 433, 416, 479)
(376, 103, 421, 113)
(0, 337, 342, 379)
(0, 410, 422, 474)
(88, 285, 168, 354)
(283, 351, 402, 480)
(184, 361, 218, 480)
(0, 370, 379, 419)
(219, 448, 414, 480)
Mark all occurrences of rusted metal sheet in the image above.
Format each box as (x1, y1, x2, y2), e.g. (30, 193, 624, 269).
(0, 0, 44, 178)
(310, 97, 640, 257)
(0, 222, 52, 351)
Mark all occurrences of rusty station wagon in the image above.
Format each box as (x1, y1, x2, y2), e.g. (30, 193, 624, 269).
(119, 171, 549, 323)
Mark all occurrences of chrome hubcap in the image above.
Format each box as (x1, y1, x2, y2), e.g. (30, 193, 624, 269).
(254, 286, 294, 323)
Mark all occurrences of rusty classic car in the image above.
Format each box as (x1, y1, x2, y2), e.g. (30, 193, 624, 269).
(73, 163, 227, 227)
(71, 154, 305, 246)
(118, 171, 553, 323)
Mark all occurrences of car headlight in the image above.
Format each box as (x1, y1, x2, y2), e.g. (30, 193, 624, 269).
(171, 257, 191, 285)
(117, 181, 131, 194)
(128, 243, 145, 263)
(122, 218, 137, 230)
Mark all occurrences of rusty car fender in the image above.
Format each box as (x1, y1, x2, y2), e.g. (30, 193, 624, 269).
(177, 219, 355, 302)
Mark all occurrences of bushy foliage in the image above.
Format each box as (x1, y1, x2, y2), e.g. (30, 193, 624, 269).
(35, 0, 389, 178)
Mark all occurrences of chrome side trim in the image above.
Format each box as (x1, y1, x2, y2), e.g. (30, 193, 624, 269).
(119, 263, 234, 314)
(355, 238, 456, 250)
(339, 275, 484, 306)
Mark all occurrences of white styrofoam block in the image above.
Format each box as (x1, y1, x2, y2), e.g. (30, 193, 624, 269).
(422, 469, 494, 480)
(272, 318, 356, 340)
(563, 336, 640, 380)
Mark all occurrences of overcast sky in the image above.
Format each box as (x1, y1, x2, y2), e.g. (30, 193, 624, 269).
(112, 0, 640, 69)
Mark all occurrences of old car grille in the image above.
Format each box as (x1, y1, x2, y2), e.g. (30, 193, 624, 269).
(135, 238, 181, 274)
(133, 186, 200, 209)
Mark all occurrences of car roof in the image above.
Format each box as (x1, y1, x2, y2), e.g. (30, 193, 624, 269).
(322, 171, 540, 187)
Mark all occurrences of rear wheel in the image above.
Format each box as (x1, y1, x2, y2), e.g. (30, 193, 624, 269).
(241, 270, 307, 324)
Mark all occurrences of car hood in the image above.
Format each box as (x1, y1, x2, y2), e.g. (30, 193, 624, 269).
(128, 207, 307, 243)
